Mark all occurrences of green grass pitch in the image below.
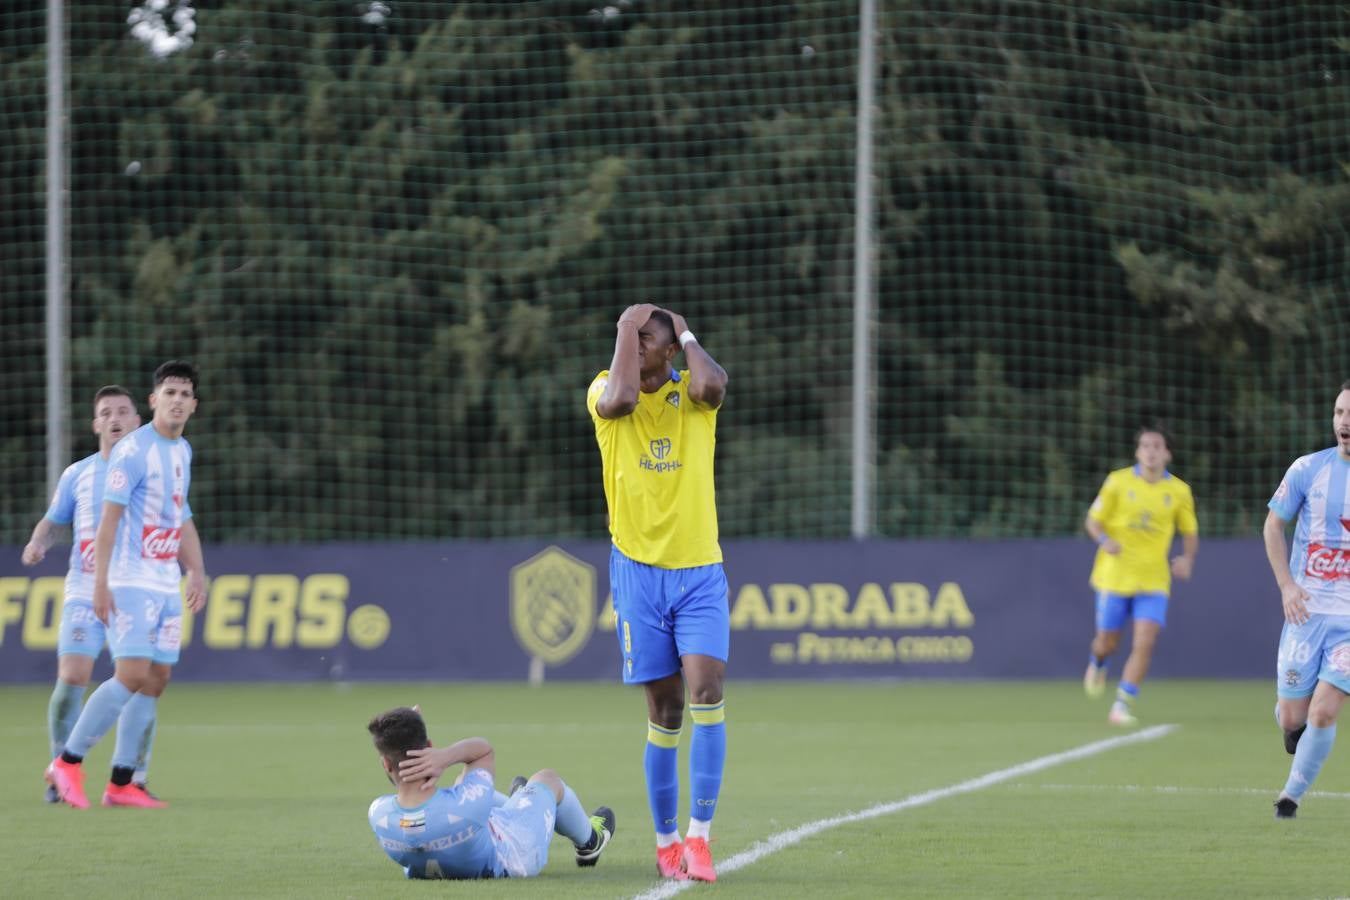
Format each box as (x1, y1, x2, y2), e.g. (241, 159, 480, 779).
(2, 680, 1346, 899)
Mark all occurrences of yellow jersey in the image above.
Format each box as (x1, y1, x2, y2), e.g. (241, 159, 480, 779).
(587, 369, 722, 568)
(1088, 465, 1198, 595)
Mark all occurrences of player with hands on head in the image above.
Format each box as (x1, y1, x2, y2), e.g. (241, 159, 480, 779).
(366, 705, 615, 880)
(1268, 380, 1350, 819)
(587, 303, 730, 882)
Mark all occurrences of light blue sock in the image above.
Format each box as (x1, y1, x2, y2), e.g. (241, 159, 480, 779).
(689, 702, 726, 828)
(112, 693, 158, 770)
(554, 782, 594, 846)
(645, 721, 681, 836)
(134, 717, 157, 784)
(1283, 723, 1337, 801)
(64, 678, 133, 759)
(48, 680, 87, 758)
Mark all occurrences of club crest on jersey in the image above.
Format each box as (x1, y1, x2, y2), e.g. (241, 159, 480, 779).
(666, 391, 680, 408)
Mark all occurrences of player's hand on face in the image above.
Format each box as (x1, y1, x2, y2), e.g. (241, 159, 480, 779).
(399, 746, 451, 790)
(1281, 581, 1312, 626)
(1169, 555, 1193, 580)
(20, 542, 44, 566)
(617, 303, 659, 331)
(93, 583, 115, 625)
(184, 571, 208, 613)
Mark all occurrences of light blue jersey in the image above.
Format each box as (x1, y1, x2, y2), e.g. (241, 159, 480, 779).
(368, 769, 559, 879)
(43, 453, 106, 602)
(104, 423, 193, 593)
(1269, 447, 1350, 616)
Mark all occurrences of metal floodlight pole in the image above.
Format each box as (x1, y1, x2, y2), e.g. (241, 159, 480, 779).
(46, 0, 70, 496)
(851, 0, 877, 539)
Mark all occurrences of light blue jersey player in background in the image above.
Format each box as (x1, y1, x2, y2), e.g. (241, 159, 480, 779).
(45, 361, 208, 810)
(366, 706, 615, 879)
(1266, 379, 1350, 819)
(23, 385, 160, 804)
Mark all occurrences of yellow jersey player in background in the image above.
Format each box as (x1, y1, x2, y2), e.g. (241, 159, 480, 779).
(587, 303, 728, 882)
(1083, 426, 1199, 726)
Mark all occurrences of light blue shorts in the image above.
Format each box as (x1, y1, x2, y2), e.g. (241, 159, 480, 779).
(1095, 590, 1169, 631)
(57, 599, 107, 659)
(488, 783, 558, 878)
(108, 586, 183, 665)
(1277, 613, 1350, 699)
(610, 548, 730, 684)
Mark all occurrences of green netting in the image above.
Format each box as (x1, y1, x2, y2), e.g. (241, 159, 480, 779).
(0, 2, 1347, 543)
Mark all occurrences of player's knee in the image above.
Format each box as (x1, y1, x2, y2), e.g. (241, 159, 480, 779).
(688, 683, 723, 706)
(1278, 708, 1306, 731)
(57, 657, 94, 687)
(142, 664, 172, 697)
(1308, 700, 1342, 728)
(529, 769, 564, 801)
(113, 658, 152, 692)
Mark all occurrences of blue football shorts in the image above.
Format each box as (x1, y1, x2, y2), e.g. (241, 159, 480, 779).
(108, 586, 183, 664)
(1095, 590, 1168, 631)
(488, 783, 558, 878)
(57, 598, 107, 659)
(1276, 613, 1350, 699)
(609, 547, 730, 684)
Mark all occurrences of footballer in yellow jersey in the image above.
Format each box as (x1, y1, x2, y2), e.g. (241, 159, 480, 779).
(1082, 427, 1198, 726)
(588, 303, 727, 883)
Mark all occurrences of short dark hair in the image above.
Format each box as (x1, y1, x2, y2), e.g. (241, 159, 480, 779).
(153, 359, 199, 393)
(1136, 423, 1173, 453)
(368, 707, 430, 765)
(646, 310, 676, 346)
(1342, 379, 1350, 392)
(92, 384, 134, 411)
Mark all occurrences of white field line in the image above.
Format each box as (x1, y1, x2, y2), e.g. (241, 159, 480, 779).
(1011, 782, 1350, 801)
(631, 724, 1177, 900)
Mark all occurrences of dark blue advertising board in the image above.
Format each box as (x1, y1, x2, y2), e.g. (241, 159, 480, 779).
(0, 539, 1282, 683)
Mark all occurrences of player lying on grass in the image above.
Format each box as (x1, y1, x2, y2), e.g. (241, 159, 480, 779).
(367, 706, 615, 879)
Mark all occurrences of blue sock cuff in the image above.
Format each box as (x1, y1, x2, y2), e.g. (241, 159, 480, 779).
(1119, 682, 1139, 698)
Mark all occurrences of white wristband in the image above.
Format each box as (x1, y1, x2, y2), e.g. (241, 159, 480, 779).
(678, 330, 697, 349)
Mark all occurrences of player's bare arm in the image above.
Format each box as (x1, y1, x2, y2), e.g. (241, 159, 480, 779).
(91, 500, 126, 624)
(399, 736, 495, 790)
(1170, 533, 1198, 580)
(1264, 508, 1309, 625)
(21, 518, 60, 566)
(596, 303, 659, 419)
(1084, 512, 1121, 555)
(178, 519, 208, 613)
(666, 309, 728, 409)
